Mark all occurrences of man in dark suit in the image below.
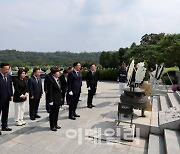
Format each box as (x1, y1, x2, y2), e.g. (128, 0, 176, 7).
(48, 66, 63, 131)
(0, 63, 13, 135)
(60, 70, 68, 106)
(118, 62, 127, 95)
(67, 62, 82, 120)
(44, 71, 52, 113)
(86, 64, 99, 108)
(28, 68, 43, 120)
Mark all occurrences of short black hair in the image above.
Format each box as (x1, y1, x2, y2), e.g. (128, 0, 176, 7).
(18, 68, 26, 77)
(73, 62, 80, 67)
(68, 66, 73, 70)
(90, 64, 96, 67)
(0, 63, 10, 68)
(51, 66, 60, 74)
(33, 67, 40, 73)
(63, 70, 68, 74)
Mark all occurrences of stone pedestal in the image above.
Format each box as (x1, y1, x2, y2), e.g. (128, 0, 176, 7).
(159, 106, 180, 131)
(115, 122, 135, 141)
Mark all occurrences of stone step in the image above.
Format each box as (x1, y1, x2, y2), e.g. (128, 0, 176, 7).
(152, 96, 161, 112)
(175, 91, 180, 102)
(167, 93, 180, 107)
(176, 91, 180, 99)
(164, 129, 180, 154)
(175, 91, 180, 101)
(148, 134, 165, 154)
(150, 97, 161, 134)
(150, 111, 161, 134)
(160, 95, 170, 111)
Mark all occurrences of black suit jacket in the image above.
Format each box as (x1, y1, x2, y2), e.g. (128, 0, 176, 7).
(67, 70, 82, 95)
(60, 75, 67, 94)
(118, 68, 127, 83)
(44, 73, 52, 103)
(44, 73, 51, 92)
(48, 76, 63, 106)
(0, 73, 13, 104)
(28, 76, 43, 100)
(86, 70, 99, 89)
(13, 77, 28, 102)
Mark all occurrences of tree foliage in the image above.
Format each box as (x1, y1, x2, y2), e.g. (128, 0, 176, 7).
(0, 50, 101, 67)
(100, 33, 180, 68)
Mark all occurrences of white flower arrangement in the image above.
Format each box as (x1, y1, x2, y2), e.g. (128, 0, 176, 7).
(127, 59, 134, 85)
(135, 62, 147, 83)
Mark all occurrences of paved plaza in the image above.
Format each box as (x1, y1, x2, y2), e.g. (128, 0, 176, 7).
(0, 81, 150, 154)
(0, 81, 179, 154)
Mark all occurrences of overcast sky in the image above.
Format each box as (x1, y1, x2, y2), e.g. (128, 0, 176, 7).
(0, 0, 179, 52)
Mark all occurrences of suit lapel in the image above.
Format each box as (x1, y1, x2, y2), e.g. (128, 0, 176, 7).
(0, 73, 8, 86)
(32, 76, 36, 84)
(63, 75, 67, 83)
(52, 76, 61, 90)
(33, 76, 41, 85)
(0, 73, 3, 80)
(73, 70, 80, 80)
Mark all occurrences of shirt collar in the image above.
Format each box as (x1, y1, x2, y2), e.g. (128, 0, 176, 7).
(52, 76, 59, 81)
(91, 70, 96, 73)
(74, 69, 79, 73)
(0, 72, 6, 77)
(33, 75, 38, 79)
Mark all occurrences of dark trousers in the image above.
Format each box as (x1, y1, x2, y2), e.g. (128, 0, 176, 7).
(66, 93, 70, 105)
(29, 98, 40, 117)
(87, 88, 96, 107)
(69, 94, 80, 117)
(49, 104, 60, 129)
(0, 101, 10, 128)
(45, 93, 50, 111)
(61, 91, 66, 106)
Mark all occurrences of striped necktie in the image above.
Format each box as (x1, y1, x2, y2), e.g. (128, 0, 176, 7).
(57, 78, 60, 88)
(4, 75, 7, 85)
(36, 77, 39, 84)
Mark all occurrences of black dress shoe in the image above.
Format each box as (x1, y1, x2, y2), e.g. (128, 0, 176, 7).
(51, 128, 57, 131)
(0, 131, 2, 135)
(73, 114, 80, 117)
(56, 125, 61, 129)
(91, 104, 95, 107)
(2, 127, 12, 131)
(35, 115, 41, 118)
(30, 117, 36, 120)
(69, 116, 76, 120)
(87, 106, 92, 109)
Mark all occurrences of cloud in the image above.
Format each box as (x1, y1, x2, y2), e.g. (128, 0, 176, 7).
(0, 0, 179, 52)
